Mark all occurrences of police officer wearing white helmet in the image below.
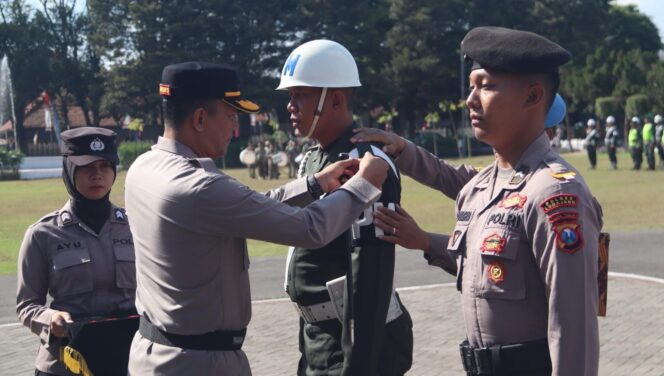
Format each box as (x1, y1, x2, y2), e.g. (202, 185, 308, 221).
(604, 116, 620, 169)
(584, 118, 599, 169)
(654, 114, 664, 167)
(278, 40, 413, 375)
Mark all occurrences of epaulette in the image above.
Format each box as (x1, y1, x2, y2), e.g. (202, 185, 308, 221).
(36, 211, 59, 224)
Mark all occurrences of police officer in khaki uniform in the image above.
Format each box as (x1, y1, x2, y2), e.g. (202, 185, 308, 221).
(357, 27, 603, 376)
(17, 128, 136, 375)
(278, 40, 413, 376)
(125, 62, 389, 375)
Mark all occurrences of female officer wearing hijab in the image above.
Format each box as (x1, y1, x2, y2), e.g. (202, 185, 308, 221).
(16, 127, 136, 376)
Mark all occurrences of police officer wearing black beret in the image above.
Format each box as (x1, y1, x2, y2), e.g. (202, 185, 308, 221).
(124, 62, 388, 375)
(17, 127, 137, 375)
(356, 27, 602, 376)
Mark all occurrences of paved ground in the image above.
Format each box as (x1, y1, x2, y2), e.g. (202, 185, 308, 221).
(1, 276, 662, 375)
(0, 230, 662, 375)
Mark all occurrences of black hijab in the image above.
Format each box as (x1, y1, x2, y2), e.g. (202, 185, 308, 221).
(62, 157, 117, 234)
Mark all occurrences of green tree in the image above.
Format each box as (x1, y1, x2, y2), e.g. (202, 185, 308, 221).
(0, 0, 53, 152)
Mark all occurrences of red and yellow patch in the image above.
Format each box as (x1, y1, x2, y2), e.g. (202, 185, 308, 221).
(540, 194, 578, 214)
(487, 261, 506, 284)
(548, 211, 579, 224)
(481, 233, 506, 254)
(553, 222, 583, 254)
(159, 84, 171, 96)
(499, 193, 528, 209)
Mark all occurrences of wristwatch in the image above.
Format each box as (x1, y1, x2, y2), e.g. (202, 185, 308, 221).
(307, 175, 324, 198)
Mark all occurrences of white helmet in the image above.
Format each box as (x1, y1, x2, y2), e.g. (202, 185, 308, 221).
(606, 115, 615, 124)
(277, 40, 361, 138)
(655, 114, 663, 124)
(276, 39, 361, 90)
(587, 118, 596, 127)
(631, 116, 641, 124)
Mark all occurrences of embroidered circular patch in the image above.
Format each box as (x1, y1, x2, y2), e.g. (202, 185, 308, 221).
(553, 222, 583, 254)
(487, 261, 506, 284)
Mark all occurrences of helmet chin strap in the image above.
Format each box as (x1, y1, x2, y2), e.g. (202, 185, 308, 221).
(306, 87, 328, 139)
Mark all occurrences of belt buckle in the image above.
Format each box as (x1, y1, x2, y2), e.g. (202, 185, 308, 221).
(293, 303, 316, 323)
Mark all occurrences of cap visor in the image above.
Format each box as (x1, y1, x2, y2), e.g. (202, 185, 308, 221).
(223, 98, 260, 114)
(67, 154, 118, 166)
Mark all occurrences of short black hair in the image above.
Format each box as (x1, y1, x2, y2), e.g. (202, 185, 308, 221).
(163, 98, 218, 129)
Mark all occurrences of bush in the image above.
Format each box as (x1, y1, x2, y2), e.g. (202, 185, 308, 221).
(0, 148, 24, 180)
(625, 94, 650, 120)
(118, 141, 152, 170)
(595, 97, 619, 123)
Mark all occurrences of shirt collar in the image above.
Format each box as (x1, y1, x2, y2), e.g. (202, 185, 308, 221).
(152, 136, 199, 159)
(321, 124, 357, 162)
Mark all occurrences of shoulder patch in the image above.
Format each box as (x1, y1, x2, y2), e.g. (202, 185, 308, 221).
(553, 222, 583, 254)
(114, 208, 127, 222)
(540, 194, 578, 213)
(60, 211, 73, 224)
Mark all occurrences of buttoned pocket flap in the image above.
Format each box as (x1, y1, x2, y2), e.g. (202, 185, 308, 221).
(113, 245, 135, 262)
(53, 249, 91, 270)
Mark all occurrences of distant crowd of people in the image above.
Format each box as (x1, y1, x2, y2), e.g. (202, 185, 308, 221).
(582, 114, 664, 170)
(241, 138, 312, 180)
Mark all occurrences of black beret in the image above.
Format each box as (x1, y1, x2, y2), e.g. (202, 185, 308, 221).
(159, 61, 260, 113)
(60, 127, 119, 166)
(461, 26, 571, 74)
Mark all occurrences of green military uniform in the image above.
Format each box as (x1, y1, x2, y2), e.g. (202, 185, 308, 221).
(642, 122, 655, 170)
(628, 127, 642, 170)
(286, 125, 413, 376)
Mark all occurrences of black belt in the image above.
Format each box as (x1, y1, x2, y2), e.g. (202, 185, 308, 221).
(459, 339, 551, 376)
(139, 316, 246, 351)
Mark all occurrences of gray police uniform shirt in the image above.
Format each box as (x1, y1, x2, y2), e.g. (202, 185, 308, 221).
(16, 201, 135, 375)
(124, 137, 380, 375)
(397, 133, 602, 376)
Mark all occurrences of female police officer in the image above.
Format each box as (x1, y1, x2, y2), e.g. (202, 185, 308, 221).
(17, 127, 136, 375)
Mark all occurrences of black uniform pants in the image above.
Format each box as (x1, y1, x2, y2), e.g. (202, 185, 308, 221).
(607, 145, 617, 167)
(645, 143, 656, 169)
(630, 146, 642, 169)
(297, 300, 413, 376)
(586, 145, 597, 168)
(656, 142, 664, 166)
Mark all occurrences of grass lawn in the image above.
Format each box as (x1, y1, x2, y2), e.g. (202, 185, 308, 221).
(0, 150, 662, 274)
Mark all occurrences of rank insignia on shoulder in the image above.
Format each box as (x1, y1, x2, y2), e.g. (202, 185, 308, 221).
(481, 233, 506, 254)
(553, 222, 583, 254)
(550, 171, 576, 181)
(508, 170, 527, 185)
(499, 193, 527, 209)
(540, 194, 578, 213)
(548, 210, 578, 224)
(114, 209, 125, 221)
(60, 211, 72, 224)
(487, 261, 506, 284)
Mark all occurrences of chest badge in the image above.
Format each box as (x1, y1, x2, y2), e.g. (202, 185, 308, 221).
(498, 193, 527, 209)
(553, 222, 583, 254)
(481, 233, 506, 254)
(487, 261, 506, 284)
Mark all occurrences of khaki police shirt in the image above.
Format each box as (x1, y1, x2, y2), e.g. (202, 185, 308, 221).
(397, 133, 602, 376)
(124, 137, 380, 374)
(16, 201, 135, 374)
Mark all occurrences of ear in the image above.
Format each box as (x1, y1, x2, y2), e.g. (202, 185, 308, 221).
(330, 89, 345, 111)
(191, 107, 208, 132)
(523, 83, 545, 110)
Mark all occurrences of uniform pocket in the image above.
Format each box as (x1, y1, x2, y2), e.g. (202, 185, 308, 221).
(476, 234, 525, 300)
(51, 246, 93, 297)
(113, 244, 136, 290)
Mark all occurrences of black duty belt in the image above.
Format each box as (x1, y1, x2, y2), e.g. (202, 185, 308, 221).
(459, 339, 551, 376)
(139, 316, 246, 351)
